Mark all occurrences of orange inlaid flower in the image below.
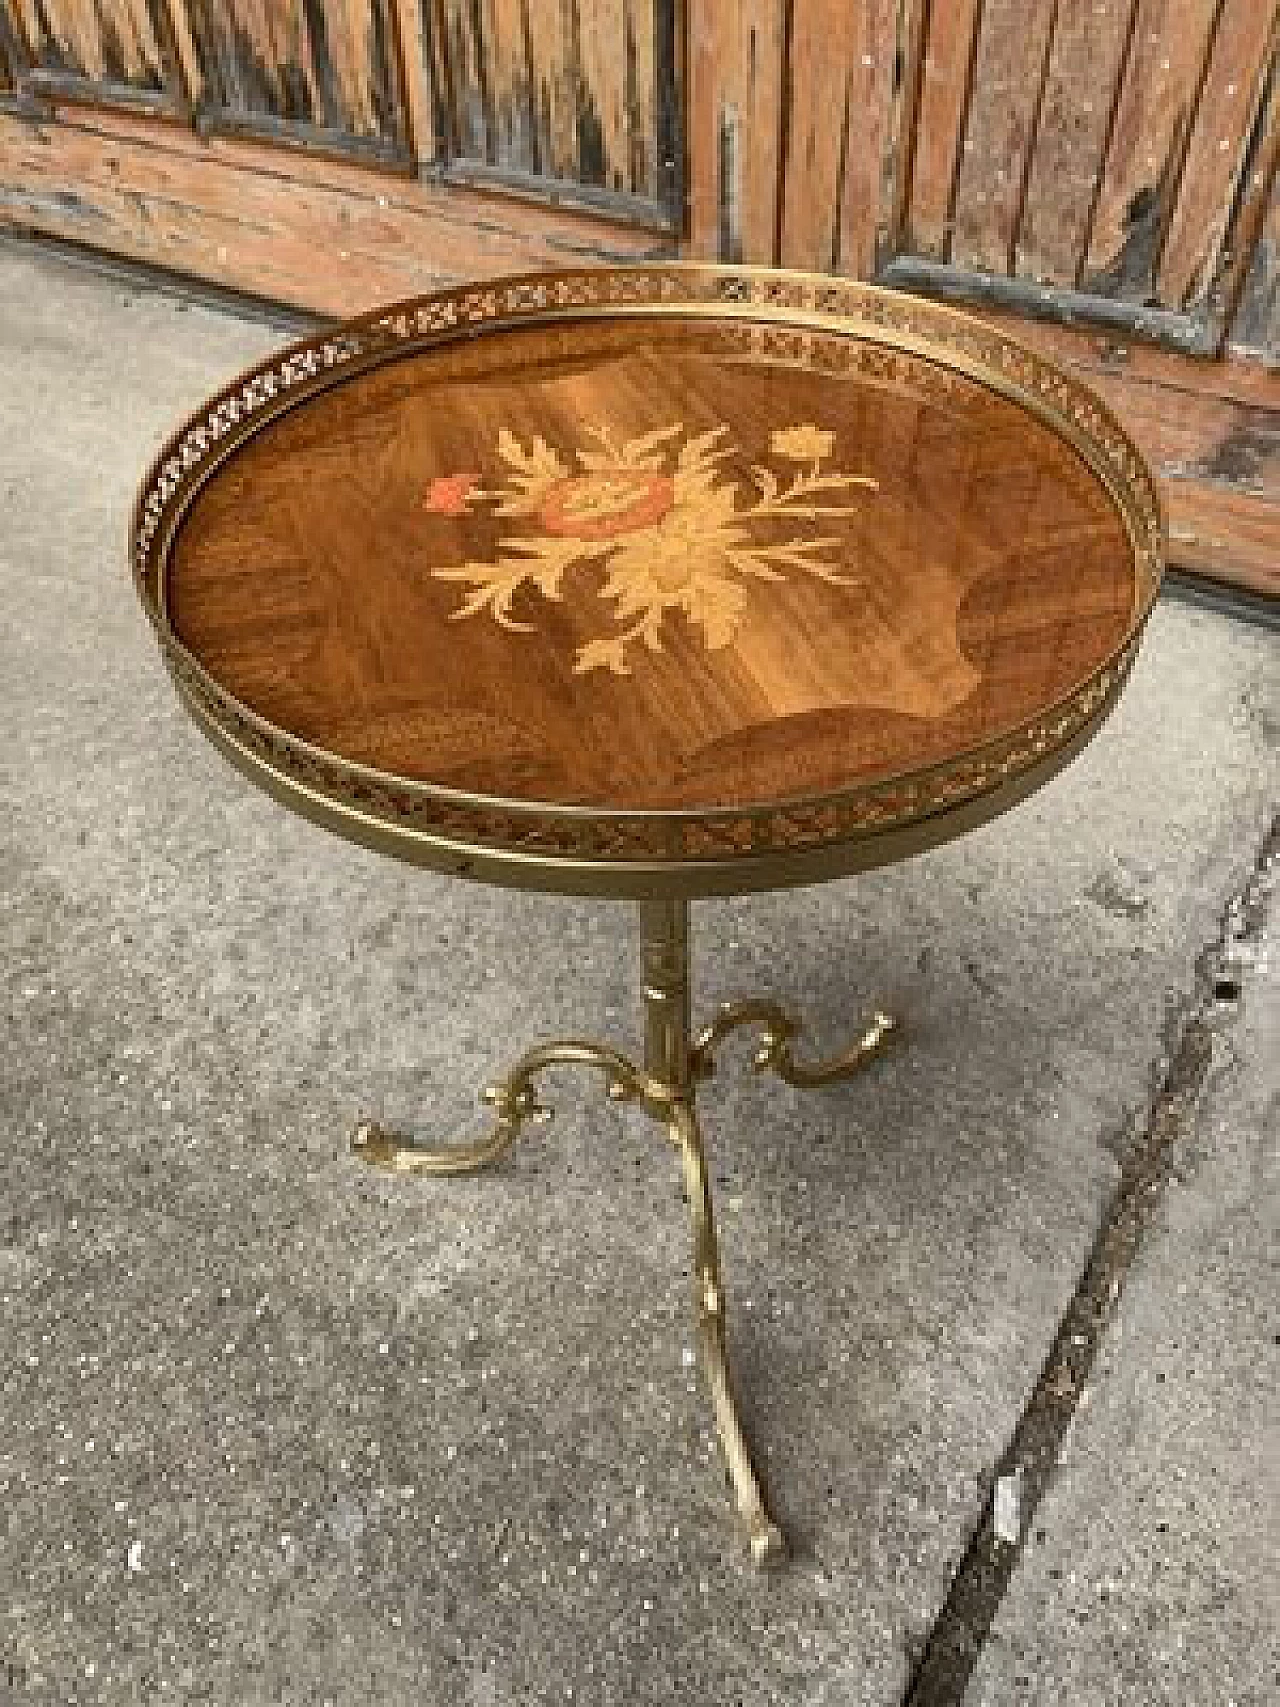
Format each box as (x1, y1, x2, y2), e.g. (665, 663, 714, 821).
(423, 472, 478, 515)
(538, 472, 676, 540)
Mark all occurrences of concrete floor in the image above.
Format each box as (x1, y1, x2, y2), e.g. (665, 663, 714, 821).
(0, 236, 1276, 1706)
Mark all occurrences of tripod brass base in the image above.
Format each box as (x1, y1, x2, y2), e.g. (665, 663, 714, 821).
(351, 899, 896, 1565)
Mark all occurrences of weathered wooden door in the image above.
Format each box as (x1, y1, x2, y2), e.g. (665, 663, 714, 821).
(0, 3, 682, 294)
(690, 0, 1278, 595)
(1, 3, 1275, 593)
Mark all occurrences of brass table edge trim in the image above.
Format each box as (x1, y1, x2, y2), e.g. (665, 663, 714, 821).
(132, 265, 1162, 889)
(173, 667, 1125, 897)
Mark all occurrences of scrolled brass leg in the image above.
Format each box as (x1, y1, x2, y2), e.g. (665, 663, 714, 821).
(666, 1099, 786, 1566)
(352, 1040, 660, 1176)
(692, 999, 897, 1090)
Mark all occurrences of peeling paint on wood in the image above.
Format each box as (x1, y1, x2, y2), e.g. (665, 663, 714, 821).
(387, 0, 436, 160)
(1082, 0, 1220, 298)
(1229, 168, 1279, 362)
(0, 3, 24, 92)
(1, 0, 34, 92)
(950, 0, 1059, 275)
(906, 0, 982, 261)
(687, 1, 784, 261)
(431, 0, 671, 207)
(1016, 0, 1140, 287)
(1157, 1, 1277, 313)
(778, 0, 899, 279)
(176, 0, 410, 151)
(0, 102, 668, 310)
(14, 0, 166, 90)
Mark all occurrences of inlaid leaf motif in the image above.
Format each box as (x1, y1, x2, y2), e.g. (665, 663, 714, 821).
(422, 421, 878, 674)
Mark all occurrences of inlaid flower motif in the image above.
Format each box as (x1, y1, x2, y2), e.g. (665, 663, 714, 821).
(422, 421, 877, 674)
(769, 423, 835, 463)
(423, 472, 478, 515)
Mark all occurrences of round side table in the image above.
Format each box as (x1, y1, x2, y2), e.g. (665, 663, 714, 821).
(132, 265, 1162, 1562)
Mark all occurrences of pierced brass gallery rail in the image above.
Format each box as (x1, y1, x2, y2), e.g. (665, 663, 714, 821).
(351, 899, 897, 1565)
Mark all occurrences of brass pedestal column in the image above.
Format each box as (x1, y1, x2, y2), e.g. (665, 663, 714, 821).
(352, 898, 896, 1564)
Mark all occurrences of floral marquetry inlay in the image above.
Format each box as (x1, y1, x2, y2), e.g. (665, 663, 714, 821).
(421, 421, 878, 675)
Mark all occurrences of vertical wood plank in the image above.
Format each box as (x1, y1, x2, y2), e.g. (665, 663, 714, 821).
(438, 0, 495, 162)
(164, 0, 207, 106)
(905, 0, 983, 260)
(1228, 170, 1279, 359)
(1015, 0, 1139, 285)
(1082, 0, 1220, 296)
(436, 0, 665, 198)
(1157, 2, 1278, 312)
(478, 0, 542, 174)
(492, 0, 542, 173)
(686, 0, 785, 260)
(178, 1, 410, 149)
(0, 2, 28, 91)
(625, 0, 656, 194)
(388, 0, 436, 160)
(950, 0, 1058, 274)
(778, 0, 848, 270)
(576, 0, 631, 189)
(778, 0, 900, 279)
(14, 0, 168, 88)
(1214, 52, 1279, 351)
(880, 0, 930, 266)
(538, 0, 581, 181)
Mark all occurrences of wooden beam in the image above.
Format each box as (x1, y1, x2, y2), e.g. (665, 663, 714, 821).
(0, 103, 671, 317)
(977, 305, 1279, 597)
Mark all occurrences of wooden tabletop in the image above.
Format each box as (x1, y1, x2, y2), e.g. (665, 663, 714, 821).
(133, 268, 1162, 896)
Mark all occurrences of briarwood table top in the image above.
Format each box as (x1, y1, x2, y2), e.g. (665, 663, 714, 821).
(132, 264, 1163, 897)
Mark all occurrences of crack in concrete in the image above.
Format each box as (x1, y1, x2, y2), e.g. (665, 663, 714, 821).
(901, 814, 1279, 1707)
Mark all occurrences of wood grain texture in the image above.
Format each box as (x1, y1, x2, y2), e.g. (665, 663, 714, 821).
(686, 0, 784, 260)
(1083, 0, 1222, 298)
(389, 0, 436, 161)
(979, 305, 1279, 595)
(165, 312, 1140, 813)
(1229, 169, 1279, 361)
(1016, 0, 1139, 286)
(1158, 2, 1277, 313)
(176, 0, 409, 151)
(1212, 49, 1279, 351)
(433, 0, 668, 202)
(13, 0, 167, 89)
(0, 1, 23, 91)
(906, 0, 983, 260)
(0, 103, 668, 309)
(949, 0, 1058, 274)
(1164, 479, 1280, 597)
(778, 0, 900, 278)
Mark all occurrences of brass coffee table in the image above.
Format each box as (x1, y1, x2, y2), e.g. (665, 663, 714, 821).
(132, 265, 1162, 1563)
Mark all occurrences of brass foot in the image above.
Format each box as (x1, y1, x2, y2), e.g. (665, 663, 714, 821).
(693, 1000, 898, 1089)
(667, 1099, 786, 1566)
(351, 1040, 657, 1176)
